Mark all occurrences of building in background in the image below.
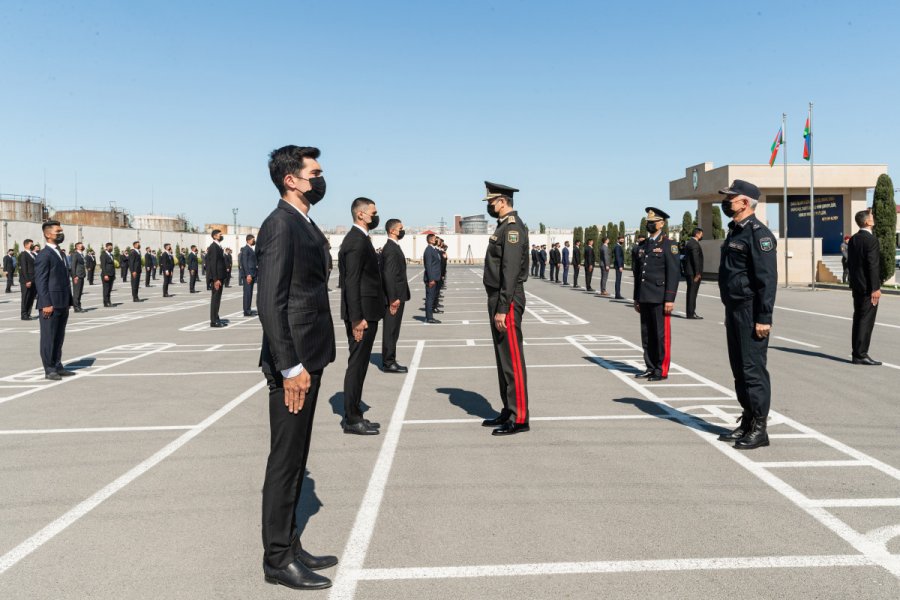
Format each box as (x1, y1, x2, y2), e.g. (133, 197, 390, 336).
(0, 195, 47, 222)
(458, 214, 489, 234)
(53, 207, 130, 228)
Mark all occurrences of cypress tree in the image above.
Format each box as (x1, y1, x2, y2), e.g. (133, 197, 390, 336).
(872, 173, 897, 283)
(681, 211, 694, 240)
(712, 206, 726, 239)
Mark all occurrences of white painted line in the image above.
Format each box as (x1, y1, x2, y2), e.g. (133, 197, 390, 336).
(0, 378, 267, 576)
(330, 340, 426, 600)
(643, 383, 714, 388)
(357, 554, 873, 581)
(523, 291, 589, 325)
(85, 370, 260, 377)
(0, 426, 195, 435)
(757, 460, 867, 468)
(769, 433, 817, 439)
(404, 415, 659, 425)
(773, 336, 820, 349)
(418, 364, 592, 371)
(809, 498, 900, 508)
(882, 362, 900, 371)
(466, 339, 476, 346)
(206, 344, 224, 352)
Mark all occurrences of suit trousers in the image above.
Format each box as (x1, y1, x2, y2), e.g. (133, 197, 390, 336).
(102, 278, 113, 306)
(584, 266, 593, 290)
(39, 307, 69, 374)
(531, 261, 538, 277)
(261, 368, 322, 569)
(572, 265, 580, 287)
(684, 274, 700, 317)
(539, 263, 546, 279)
(145, 269, 151, 287)
(562, 265, 569, 284)
(381, 302, 405, 367)
(724, 301, 770, 419)
(189, 270, 198, 292)
(488, 296, 529, 424)
(179, 266, 186, 283)
(425, 283, 438, 320)
(162, 273, 172, 296)
(121, 267, 128, 282)
(72, 277, 84, 309)
(600, 267, 610, 293)
(210, 285, 223, 324)
(851, 291, 878, 359)
(21, 284, 36, 318)
(343, 319, 379, 424)
(243, 277, 256, 314)
(87, 269, 94, 285)
(615, 269, 623, 298)
(5, 276, 13, 293)
(131, 274, 140, 300)
(639, 302, 671, 377)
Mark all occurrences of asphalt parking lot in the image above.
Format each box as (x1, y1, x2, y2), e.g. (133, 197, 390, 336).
(1, 266, 899, 599)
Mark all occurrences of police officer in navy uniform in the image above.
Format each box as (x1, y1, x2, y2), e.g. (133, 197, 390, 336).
(633, 208, 680, 382)
(481, 181, 530, 436)
(716, 180, 777, 450)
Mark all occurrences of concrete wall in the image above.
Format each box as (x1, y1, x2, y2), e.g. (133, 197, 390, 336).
(699, 236, 822, 285)
(322, 232, 558, 262)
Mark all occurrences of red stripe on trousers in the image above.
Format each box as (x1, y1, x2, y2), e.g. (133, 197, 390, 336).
(662, 313, 671, 378)
(506, 302, 526, 423)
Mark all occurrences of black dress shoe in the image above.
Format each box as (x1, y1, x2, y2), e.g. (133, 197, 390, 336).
(57, 369, 77, 377)
(615, 296, 626, 300)
(343, 421, 379, 435)
(647, 374, 667, 382)
(291, 537, 339, 571)
(586, 287, 595, 292)
(492, 421, 530, 436)
(717, 413, 751, 442)
(383, 363, 408, 373)
(691, 314, 704, 320)
(426, 318, 441, 324)
(21, 316, 32, 321)
(210, 321, 226, 328)
(482, 412, 511, 427)
(433, 309, 444, 314)
(243, 312, 252, 317)
(634, 369, 653, 379)
(45, 372, 62, 381)
(263, 559, 331, 590)
(852, 357, 881, 366)
(734, 417, 769, 450)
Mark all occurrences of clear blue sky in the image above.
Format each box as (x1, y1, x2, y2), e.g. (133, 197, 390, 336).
(1, 0, 897, 232)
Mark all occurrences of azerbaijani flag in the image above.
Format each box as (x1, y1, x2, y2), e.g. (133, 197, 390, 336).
(769, 126, 783, 167)
(803, 117, 811, 160)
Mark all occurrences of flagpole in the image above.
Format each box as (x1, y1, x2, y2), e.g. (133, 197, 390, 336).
(809, 102, 815, 291)
(782, 112, 788, 288)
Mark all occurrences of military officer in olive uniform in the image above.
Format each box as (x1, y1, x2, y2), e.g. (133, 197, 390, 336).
(633, 207, 680, 382)
(715, 180, 777, 450)
(481, 181, 530, 436)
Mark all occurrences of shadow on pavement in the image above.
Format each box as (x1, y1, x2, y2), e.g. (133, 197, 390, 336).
(771, 346, 851, 364)
(436, 387, 498, 420)
(294, 469, 322, 537)
(614, 397, 731, 436)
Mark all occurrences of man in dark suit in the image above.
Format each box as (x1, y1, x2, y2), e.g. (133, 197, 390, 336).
(224, 247, 233, 287)
(633, 208, 680, 382)
(598, 237, 611, 296)
(530, 245, 539, 277)
(34, 221, 76, 380)
(423, 234, 442, 323)
(188, 245, 200, 293)
(613, 235, 626, 299)
(380, 219, 410, 373)
(682, 227, 704, 319)
(206, 230, 226, 327)
(128, 243, 143, 301)
(583, 239, 596, 292)
(572, 240, 582, 288)
(99, 242, 116, 307)
(70, 242, 87, 312)
(339, 197, 385, 435)
(549, 243, 559, 282)
(144, 247, 154, 287)
(178, 250, 187, 283)
(120, 248, 129, 283)
(86, 250, 96, 285)
(561, 241, 571, 285)
(257, 145, 336, 590)
(538, 245, 547, 279)
(848, 209, 882, 365)
(160, 243, 175, 297)
(19, 239, 37, 319)
(239, 234, 258, 316)
(4, 250, 15, 293)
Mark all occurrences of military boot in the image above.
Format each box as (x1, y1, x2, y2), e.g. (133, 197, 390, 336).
(717, 412, 750, 442)
(734, 417, 769, 450)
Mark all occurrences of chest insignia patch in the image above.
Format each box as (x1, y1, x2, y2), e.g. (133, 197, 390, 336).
(670, 244, 679, 254)
(759, 237, 774, 252)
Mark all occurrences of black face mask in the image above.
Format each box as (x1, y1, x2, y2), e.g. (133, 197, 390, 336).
(366, 214, 380, 231)
(646, 222, 659, 234)
(487, 202, 499, 219)
(397, 229, 406, 240)
(721, 200, 736, 218)
(54, 233, 65, 245)
(303, 176, 326, 205)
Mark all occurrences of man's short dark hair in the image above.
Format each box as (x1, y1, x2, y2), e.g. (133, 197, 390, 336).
(855, 210, 871, 228)
(105, 242, 113, 247)
(384, 218, 401, 233)
(246, 234, 255, 242)
(76, 242, 84, 249)
(351, 197, 375, 219)
(133, 241, 140, 247)
(692, 227, 704, 237)
(427, 233, 436, 243)
(164, 243, 171, 250)
(191, 245, 197, 251)
(23, 238, 33, 246)
(42, 220, 60, 232)
(268, 145, 321, 195)
(211, 229, 221, 238)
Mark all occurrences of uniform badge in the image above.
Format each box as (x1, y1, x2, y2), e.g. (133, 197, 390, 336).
(759, 237, 774, 252)
(507, 231, 519, 244)
(652, 247, 663, 253)
(490, 235, 498, 242)
(670, 245, 679, 254)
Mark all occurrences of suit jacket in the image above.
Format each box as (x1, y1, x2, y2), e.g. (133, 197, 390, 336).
(380, 239, 411, 304)
(583, 245, 595, 267)
(35, 246, 73, 309)
(613, 244, 625, 269)
(539, 249, 547, 264)
(339, 226, 385, 323)
(128, 249, 142, 273)
(100, 251, 116, 279)
(18, 250, 35, 283)
(160, 252, 175, 272)
(530, 248, 538, 264)
(85, 254, 96, 270)
(3, 255, 14, 275)
(562, 247, 570, 266)
(573, 246, 582, 266)
(206, 242, 226, 281)
(423, 245, 441, 283)
(70, 252, 87, 278)
(682, 237, 704, 277)
(257, 200, 336, 374)
(188, 252, 199, 270)
(847, 230, 881, 295)
(179, 254, 187, 268)
(549, 248, 559, 265)
(144, 251, 154, 269)
(239, 245, 258, 279)
(599, 244, 610, 268)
